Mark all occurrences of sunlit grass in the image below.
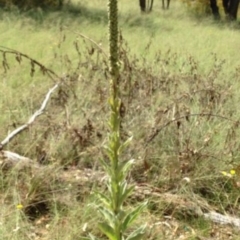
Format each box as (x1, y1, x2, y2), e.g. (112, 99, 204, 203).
(1, 0, 240, 73)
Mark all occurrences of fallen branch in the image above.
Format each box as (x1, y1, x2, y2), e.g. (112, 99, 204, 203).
(0, 150, 39, 170)
(134, 185, 240, 229)
(0, 83, 59, 166)
(204, 211, 240, 229)
(1, 150, 31, 162)
(1, 83, 59, 149)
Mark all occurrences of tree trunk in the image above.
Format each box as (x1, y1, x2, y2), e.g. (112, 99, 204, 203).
(149, 0, 154, 11)
(139, 0, 146, 12)
(227, 0, 240, 19)
(210, 0, 220, 19)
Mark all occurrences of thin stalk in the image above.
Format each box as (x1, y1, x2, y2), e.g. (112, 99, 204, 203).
(108, 0, 122, 237)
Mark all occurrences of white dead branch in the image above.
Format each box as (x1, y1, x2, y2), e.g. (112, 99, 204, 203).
(0, 150, 37, 170)
(204, 211, 240, 229)
(0, 83, 59, 164)
(1, 151, 31, 162)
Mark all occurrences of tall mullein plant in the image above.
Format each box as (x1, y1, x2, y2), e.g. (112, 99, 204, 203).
(87, 0, 147, 240)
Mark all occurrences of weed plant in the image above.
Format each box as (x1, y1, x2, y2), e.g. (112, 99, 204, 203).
(87, 0, 147, 239)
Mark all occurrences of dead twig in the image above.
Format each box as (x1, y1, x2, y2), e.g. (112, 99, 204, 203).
(0, 46, 58, 80)
(145, 113, 236, 147)
(74, 32, 108, 59)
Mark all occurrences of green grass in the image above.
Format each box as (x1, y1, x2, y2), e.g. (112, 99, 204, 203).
(1, 0, 240, 239)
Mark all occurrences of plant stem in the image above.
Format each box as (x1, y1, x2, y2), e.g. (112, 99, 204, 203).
(108, 0, 119, 99)
(108, 0, 122, 238)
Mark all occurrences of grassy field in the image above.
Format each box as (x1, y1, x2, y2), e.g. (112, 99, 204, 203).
(1, 0, 240, 239)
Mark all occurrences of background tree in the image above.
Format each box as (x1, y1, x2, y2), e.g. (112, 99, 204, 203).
(139, 0, 239, 19)
(139, 0, 154, 12)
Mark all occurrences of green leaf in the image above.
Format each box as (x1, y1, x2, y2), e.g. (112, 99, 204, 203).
(95, 191, 111, 209)
(103, 145, 115, 162)
(98, 222, 117, 240)
(118, 159, 135, 181)
(118, 185, 134, 206)
(117, 209, 127, 222)
(98, 207, 114, 226)
(99, 158, 112, 176)
(125, 225, 146, 240)
(118, 136, 133, 155)
(122, 202, 147, 232)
